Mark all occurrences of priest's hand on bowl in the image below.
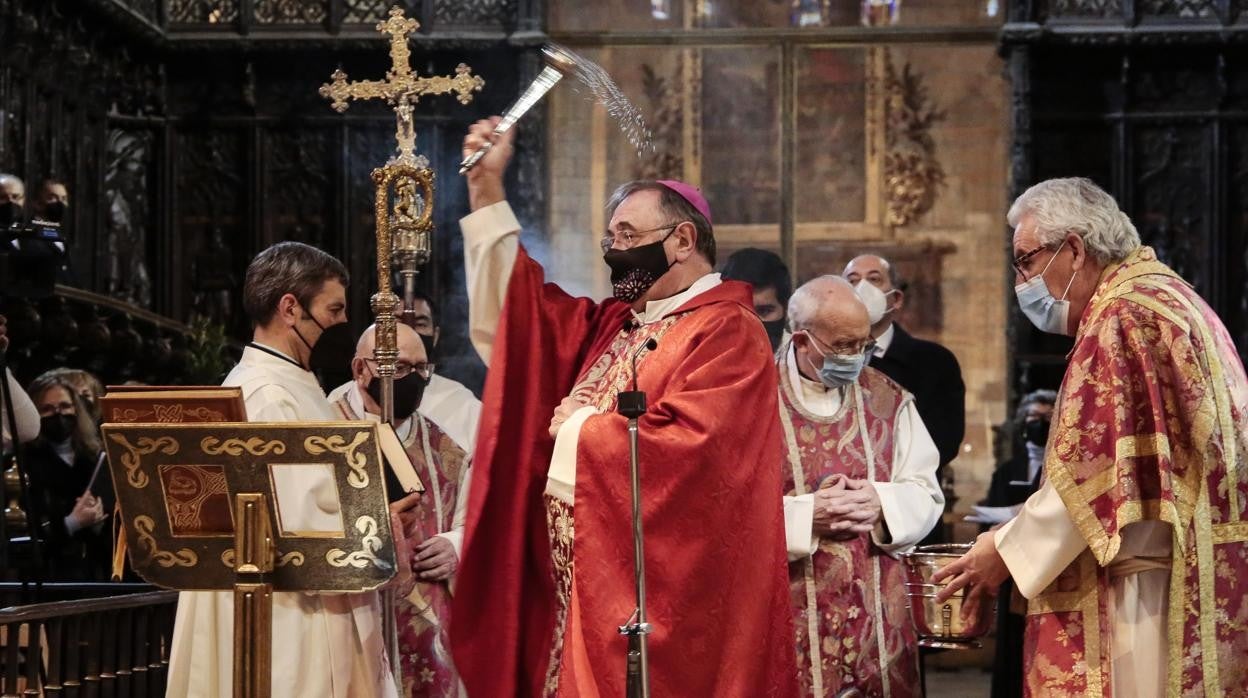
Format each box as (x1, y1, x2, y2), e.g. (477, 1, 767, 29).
(931, 531, 1010, 632)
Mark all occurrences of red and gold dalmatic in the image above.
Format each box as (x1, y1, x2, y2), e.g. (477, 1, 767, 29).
(1027, 246, 1248, 696)
(332, 398, 469, 698)
(777, 364, 920, 698)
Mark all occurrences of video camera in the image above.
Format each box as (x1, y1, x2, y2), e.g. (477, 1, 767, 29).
(1, 213, 67, 298)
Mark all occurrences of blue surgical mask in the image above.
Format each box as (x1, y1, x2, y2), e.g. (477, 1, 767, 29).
(1014, 242, 1076, 336)
(803, 335, 868, 389)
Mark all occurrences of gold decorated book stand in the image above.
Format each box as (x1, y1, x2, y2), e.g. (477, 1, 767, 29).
(102, 421, 408, 698)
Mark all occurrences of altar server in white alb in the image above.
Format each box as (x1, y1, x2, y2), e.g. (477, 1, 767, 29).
(166, 241, 400, 698)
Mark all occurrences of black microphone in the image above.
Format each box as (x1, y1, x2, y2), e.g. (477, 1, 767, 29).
(619, 337, 658, 418)
(631, 338, 658, 391)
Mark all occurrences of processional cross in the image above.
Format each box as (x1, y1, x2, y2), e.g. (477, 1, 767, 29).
(319, 8, 484, 688)
(319, 6, 483, 165)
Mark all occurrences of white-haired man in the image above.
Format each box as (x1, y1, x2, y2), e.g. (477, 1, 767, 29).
(778, 276, 942, 697)
(935, 178, 1248, 696)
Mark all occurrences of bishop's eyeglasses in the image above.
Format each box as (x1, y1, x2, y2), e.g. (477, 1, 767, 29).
(599, 222, 681, 254)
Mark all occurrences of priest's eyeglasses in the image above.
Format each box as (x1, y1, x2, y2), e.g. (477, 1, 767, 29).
(599, 223, 680, 254)
(1011, 244, 1051, 280)
(363, 358, 434, 380)
(806, 331, 877, 357)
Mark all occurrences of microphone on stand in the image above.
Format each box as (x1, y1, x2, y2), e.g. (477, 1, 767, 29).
(619, 338, 658, 416)
(617, 335, 658, 698)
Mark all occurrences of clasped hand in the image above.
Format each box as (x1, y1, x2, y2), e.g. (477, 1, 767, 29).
(548, 396, 589, 439)
(812, 474, 882, 540)
(70, 493, 107, 528)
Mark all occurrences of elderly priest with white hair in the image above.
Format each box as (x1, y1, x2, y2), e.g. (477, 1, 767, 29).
(779, 275, 942, 697)
(935, 177, 1248, 697)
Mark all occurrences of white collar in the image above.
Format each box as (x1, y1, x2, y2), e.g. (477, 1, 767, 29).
(873, 324, 896, 358)
(784, 343, 843, 417)
(631, 273, 722, 325)
(346, 381, 414, 441)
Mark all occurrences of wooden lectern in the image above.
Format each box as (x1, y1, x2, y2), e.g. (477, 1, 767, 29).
(102, 420, 411, 698)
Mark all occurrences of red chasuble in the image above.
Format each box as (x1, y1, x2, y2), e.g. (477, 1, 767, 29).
(1027, 247, 1248, 696)
(331, 399, 468, 697)
(777, 365, 920, 698)
(450, 247, 798, 698)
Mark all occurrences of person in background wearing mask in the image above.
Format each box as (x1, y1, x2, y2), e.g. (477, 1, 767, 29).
(982, 389, 1056, 511)
(41, 367, 104, 425)
(32, 179, 69, 224)
(452, 118, 796, 697)
(978, 389, 1055, 698)
(777, 276, 942, 697)
(0, 173, 25, 229)
(167, 240, 407, 698)
(720, 247, 792, 352)
(935, 178, 1248, 696)
(330, 322, 471, 698)
(844, 254, 964, 546)
(23, 373, 111, 580)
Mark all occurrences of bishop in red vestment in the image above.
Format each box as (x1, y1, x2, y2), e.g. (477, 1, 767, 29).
(936, 178, 1248, 696)
(449, 119, 798, 698)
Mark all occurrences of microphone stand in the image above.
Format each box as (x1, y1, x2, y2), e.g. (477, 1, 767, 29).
(616, 338, 656, 698)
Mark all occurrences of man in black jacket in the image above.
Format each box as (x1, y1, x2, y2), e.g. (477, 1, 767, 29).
(844, 253, 965, 544)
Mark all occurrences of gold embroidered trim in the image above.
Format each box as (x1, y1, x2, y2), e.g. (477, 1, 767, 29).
(777, 383, 824, 698)
(1079, 554, 1105, 696)
(853, 386, 892, 698)
(1211, 522, 1248, 544)
(1194, 482, 1221, 694)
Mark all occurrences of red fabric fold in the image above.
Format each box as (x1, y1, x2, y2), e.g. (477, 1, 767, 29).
(451, 248, 628, 697)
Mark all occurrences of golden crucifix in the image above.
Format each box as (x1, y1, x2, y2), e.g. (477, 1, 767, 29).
(319, 7, 484, 690)
(320, 6, 483, 165)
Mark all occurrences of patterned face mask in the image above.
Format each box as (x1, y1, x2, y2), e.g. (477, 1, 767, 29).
(602, 229, 675, 303)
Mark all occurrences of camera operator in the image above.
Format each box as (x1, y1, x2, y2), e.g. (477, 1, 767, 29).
(2, 172, 71, 294)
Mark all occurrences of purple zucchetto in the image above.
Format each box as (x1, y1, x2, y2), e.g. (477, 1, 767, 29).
(657, 180, 712, 226)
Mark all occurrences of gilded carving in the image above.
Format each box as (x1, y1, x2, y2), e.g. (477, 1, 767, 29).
(222, 548, 305, 568)
(305, 432, 372, 488)
(326, 516, 387, 569)
(882, 50, 946, 227)
(134, 515, 198, 567)
(200, 436, 287, 457)
(108, 434, 179, 488)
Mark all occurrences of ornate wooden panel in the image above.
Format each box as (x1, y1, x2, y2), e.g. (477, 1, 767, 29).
(1004, 10, 1248, 401)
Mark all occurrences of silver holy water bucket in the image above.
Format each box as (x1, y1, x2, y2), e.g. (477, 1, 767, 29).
(899, 543, 994, 650)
